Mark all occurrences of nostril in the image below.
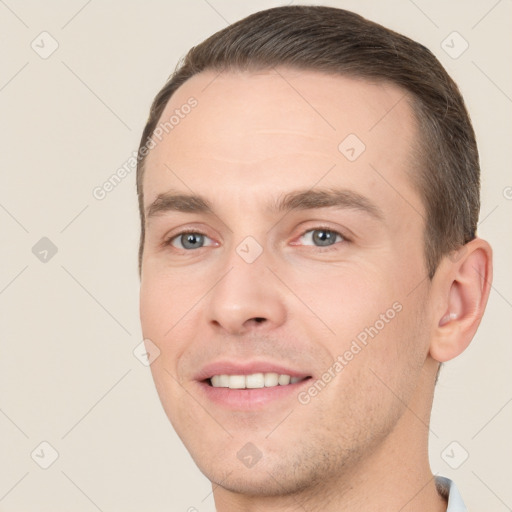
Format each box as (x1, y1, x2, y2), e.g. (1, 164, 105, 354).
(253, 317, 265, 323)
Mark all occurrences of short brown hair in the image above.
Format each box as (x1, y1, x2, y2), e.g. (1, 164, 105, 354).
(136, 5, 480, 277)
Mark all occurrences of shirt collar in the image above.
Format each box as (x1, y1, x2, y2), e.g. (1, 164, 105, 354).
(435, 476, 467, 512)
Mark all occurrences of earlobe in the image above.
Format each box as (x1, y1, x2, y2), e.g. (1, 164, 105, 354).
(430, 238, 493, 363)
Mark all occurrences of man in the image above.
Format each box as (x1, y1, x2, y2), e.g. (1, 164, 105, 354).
(136, 5, 492, 511)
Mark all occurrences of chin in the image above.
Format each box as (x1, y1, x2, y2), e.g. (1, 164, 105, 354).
(190, 441, 339, 500)
(201, 463, 308, 497)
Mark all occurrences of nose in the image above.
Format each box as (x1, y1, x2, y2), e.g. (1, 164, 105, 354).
(205, 245, 287, 336)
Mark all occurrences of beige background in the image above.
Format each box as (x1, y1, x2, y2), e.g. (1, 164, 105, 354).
(1, 0, 510, 510)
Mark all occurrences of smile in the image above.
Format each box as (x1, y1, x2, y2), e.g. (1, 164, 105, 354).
(209, 372, 308, 389)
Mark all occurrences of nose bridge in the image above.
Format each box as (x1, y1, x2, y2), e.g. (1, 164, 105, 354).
(205, 233, 286, 334)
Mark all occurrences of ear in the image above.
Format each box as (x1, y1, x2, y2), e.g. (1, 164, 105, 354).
(429, 238, 493, 363)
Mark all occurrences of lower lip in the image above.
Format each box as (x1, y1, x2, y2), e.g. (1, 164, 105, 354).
(197, 379, 312, 410)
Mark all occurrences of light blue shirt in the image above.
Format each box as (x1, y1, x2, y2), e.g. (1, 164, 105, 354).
(435, 476, 467, 511)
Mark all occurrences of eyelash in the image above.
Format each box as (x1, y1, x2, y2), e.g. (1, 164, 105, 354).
(163, 226, 349, 252)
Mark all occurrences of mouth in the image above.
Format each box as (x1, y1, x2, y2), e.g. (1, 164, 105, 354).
(195, 362, 313, 409)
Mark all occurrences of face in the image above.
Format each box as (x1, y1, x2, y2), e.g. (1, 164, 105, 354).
(139, 68, 435, 496)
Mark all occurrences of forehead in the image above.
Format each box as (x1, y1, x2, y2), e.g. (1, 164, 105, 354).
(142, 68, 424, 225)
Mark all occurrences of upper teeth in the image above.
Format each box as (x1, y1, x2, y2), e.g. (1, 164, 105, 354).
(210, 373, 304, 389)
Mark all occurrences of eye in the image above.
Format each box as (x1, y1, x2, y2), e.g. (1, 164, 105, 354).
(295, 227, 346, 249)
(166, 231, 215, 250)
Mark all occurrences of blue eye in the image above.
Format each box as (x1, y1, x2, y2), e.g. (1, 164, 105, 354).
(298, 228, 344, 248)
(165, 227, 346, 253)
(167, 231, 213, 250)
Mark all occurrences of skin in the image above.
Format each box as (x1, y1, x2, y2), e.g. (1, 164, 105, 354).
(139, 68, 492, 511)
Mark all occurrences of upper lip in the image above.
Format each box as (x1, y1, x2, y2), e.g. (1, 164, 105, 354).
(195, 360, 311, 381)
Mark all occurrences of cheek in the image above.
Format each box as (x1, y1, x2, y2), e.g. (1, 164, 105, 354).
(139, 277, 168, 340)
(139, 272, 191, 380)
(310, 299, 427, 440)
(140, 267, 203, 339)
(292, 266, 398, 343)
(297, 264, 423, 387)
(139, 274, 195, 425)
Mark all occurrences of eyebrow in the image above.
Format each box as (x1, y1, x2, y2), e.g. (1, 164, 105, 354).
(146, 187, 384, 221)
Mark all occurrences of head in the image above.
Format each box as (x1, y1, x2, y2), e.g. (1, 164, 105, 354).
(137, 5, 492, 504)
